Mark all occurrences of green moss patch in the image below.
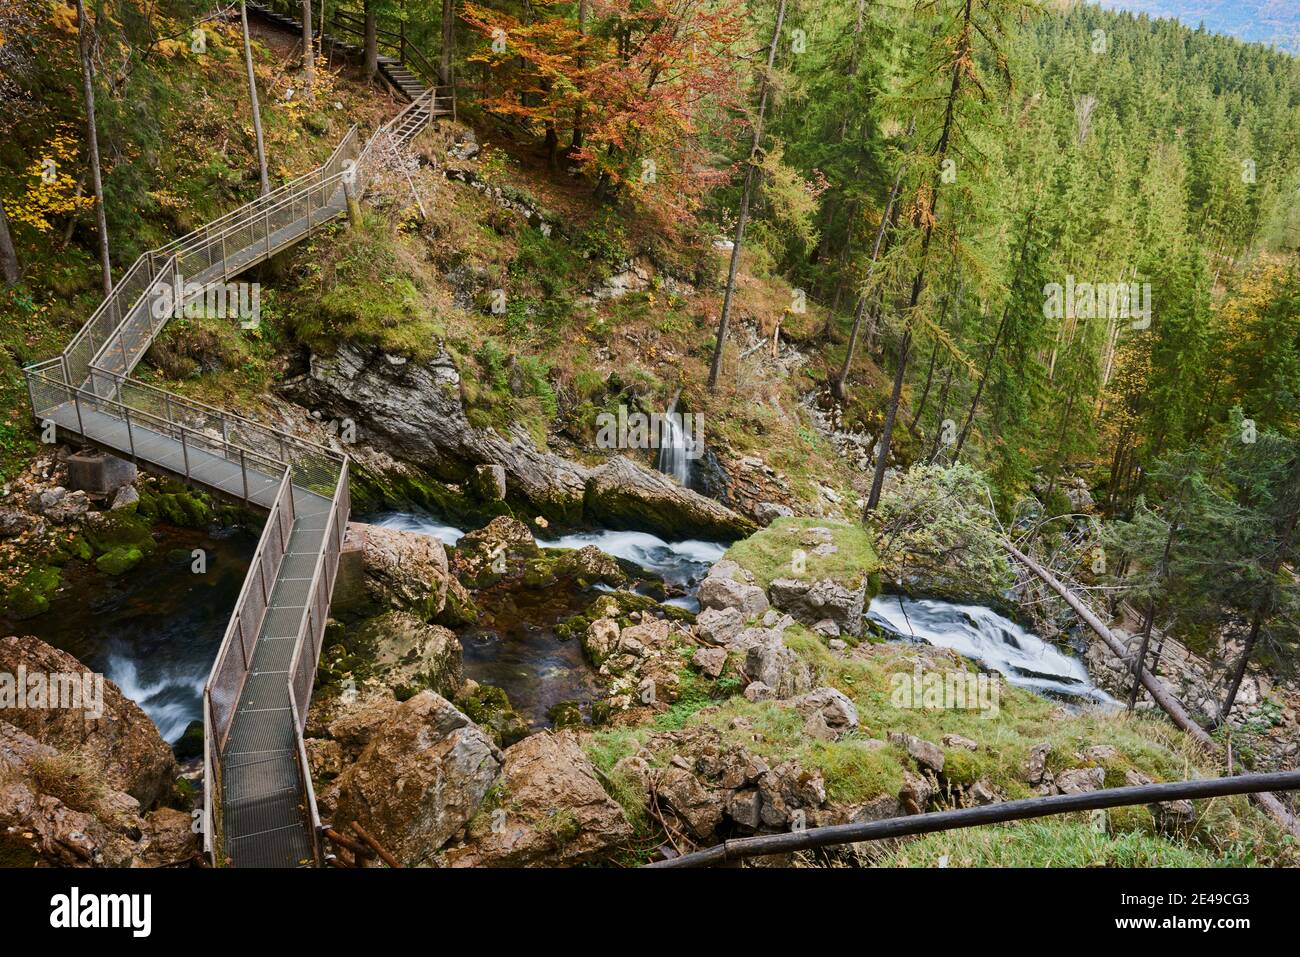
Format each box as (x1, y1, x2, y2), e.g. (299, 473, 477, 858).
(724, 516, 881, 593)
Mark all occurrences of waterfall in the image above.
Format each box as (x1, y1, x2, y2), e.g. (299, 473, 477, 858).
(656, 394, 696, 485)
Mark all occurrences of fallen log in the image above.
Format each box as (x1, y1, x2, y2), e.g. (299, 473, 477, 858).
(1003, 538, 1300, 839)
(648, 769, 1300, 868)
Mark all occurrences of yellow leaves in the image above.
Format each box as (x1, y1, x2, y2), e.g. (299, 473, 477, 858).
(155, 37, 185, 58)
(49, 2, 76, 34)
(5, 135, 93, 232)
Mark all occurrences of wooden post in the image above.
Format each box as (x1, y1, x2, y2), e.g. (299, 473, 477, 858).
(342, 169, 361, 228)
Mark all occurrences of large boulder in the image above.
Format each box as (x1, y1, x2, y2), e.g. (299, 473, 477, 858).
(0, 721, 198, 867)
(333, 692, 503, 865)
(745, 632, 813, 698)
(0, 635, 177, 807)
(348, 612, 464, 700)
(768, 577, 866, 637)
(287, 344, 590, 525)
(351, 524, 451, 620)
(583, 456, 756, 542)
(698, 561, 769, 618)
(452, 516, 540, 588)
(443, 730, 632, 867)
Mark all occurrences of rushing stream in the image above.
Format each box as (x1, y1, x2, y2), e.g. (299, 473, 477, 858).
(1, 525, 257, 743)
(368, 510, 726, 727)
(10, 503, 1110, 744)
(867, 594, 1114, 705)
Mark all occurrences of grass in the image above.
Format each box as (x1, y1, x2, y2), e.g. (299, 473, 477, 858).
(580, 624, 1298, 866)
(723, 516, 881, 592)
(878, 820, 1237, 867)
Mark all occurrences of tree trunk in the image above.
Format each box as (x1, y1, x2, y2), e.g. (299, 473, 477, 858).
(570, 0, 588, 149)
(0, 201, 18, 286)
(706, 0, 787, 392)
(364, 0, 378, 81)
(302, 0, 315, 97)
(241, 2, 271, 196)
(864, 0, 974, 513)
(909, 340, 940, 436)
(955, 211, 1035, 457)
(927, 364, 954, 460)
(866, 328, 911, 510)
(1223, 611, 1265, 731)
(75, 0, 112, 297)
(440, 0, 455, 87)
(832, 155, 907, 402)
(1004, 538, 1300, 839)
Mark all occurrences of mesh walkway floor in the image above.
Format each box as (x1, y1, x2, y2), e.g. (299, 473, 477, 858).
(36, 395, 332, 866)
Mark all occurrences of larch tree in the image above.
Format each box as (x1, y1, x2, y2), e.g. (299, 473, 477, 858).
(73, 0, 111, 296)
(240, 0, 271, 195)
(707, 0, 788, 392)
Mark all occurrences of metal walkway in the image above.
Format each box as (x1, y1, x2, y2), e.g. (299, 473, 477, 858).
(22, 28, 445, 866)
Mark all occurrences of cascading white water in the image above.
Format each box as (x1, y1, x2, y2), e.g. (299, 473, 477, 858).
(867, 594, 1116, 706)
(369, 509, 465, 545)
(370, 512, 724, 595)
(656, 408, 695, 486)
(103, 654, 208, 744)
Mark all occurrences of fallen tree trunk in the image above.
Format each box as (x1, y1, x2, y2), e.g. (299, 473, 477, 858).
(1003, 538, 1300, 838)
(649, 769, 1300, 867)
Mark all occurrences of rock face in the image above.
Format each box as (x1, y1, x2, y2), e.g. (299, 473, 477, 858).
(0, 720, 198, 867)
(333, 692, 503, 866)
(350, 523, 450, 620)
(768, 577, 866, 637)
(746, 632, 814, 698)
(444, 730, 632, 867)
(0, 635, 177, 807)
(698, 560, 769, 618)
(287, 343, 753, 538)
(350, 612, 464, 700)
(584, 456, 756, 541)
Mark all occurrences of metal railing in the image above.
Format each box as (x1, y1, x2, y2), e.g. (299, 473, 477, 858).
(203, 467, 296, 862)
(22, 28, 442, 867)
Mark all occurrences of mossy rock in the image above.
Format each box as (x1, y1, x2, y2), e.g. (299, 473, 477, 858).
(456, 683, 530, 747)
(547, 700, 585, 730)
(1, 565, 61, 620)
(173, 720, 205, 762)
(723, 516, 882, 595)
(96, 545, 144, 576)
(139, 489, 213, 528)
(83, 511, 156, 558)
(434, 580, 480, 628)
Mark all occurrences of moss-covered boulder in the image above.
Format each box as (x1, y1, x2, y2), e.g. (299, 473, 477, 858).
(455, 682, 530, 747)
(0, 565, 61, 619)
(96, 545, 144, 576)
(723, 517, 881, 638)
